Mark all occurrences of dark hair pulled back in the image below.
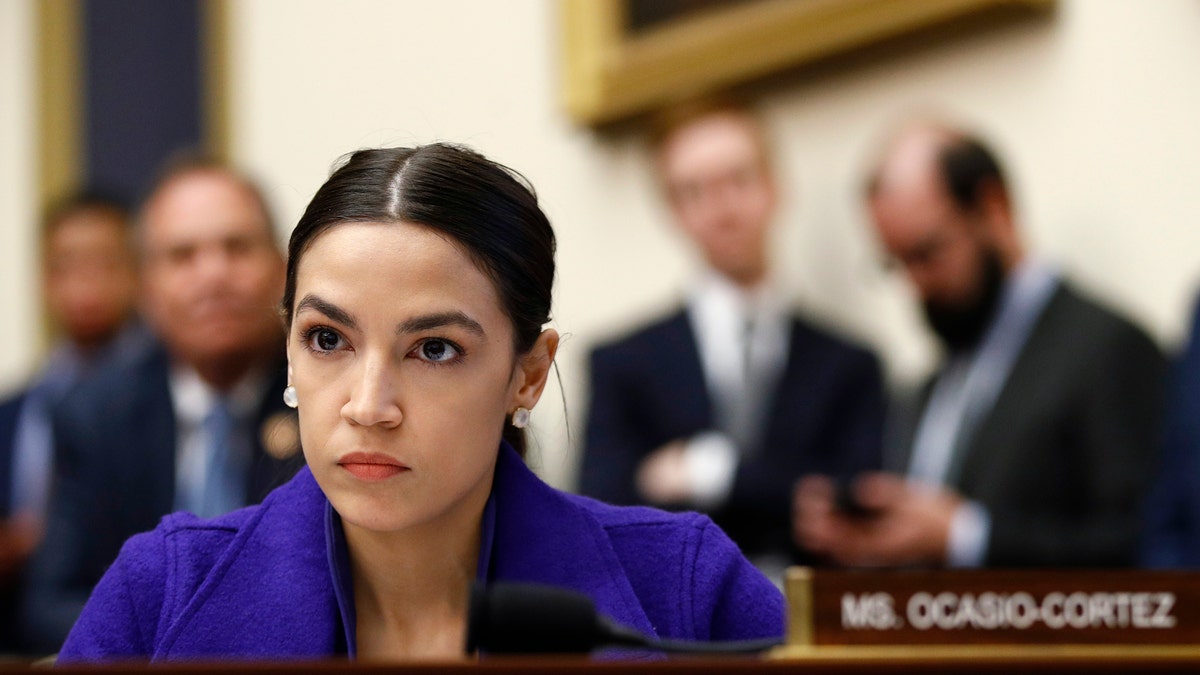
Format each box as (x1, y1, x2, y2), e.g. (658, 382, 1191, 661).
(282, 143, 556, 455)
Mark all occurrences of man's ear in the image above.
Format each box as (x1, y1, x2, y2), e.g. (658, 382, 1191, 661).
(978, 179, 1012, 231)
(975, 178, 1023, 263)
(510, 329, 560, 411)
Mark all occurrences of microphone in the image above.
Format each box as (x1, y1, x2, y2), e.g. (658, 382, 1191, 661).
(465, 581, 782, 655)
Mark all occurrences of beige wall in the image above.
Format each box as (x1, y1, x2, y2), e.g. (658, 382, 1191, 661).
(0, 0, 39, 393)
(3, 1, 1198, 489)
(225, 0, 1200, 490)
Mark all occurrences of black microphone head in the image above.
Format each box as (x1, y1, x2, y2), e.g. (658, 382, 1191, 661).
(466, 582, 604, 655)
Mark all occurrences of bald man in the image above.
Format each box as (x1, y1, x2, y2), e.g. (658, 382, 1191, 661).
(794, 121, 1165, 569)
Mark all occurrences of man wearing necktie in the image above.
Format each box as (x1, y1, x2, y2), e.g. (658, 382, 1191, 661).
(178, 395, 245, 520)
(581, 97, 887, 575)
(22, 158, 303, 652)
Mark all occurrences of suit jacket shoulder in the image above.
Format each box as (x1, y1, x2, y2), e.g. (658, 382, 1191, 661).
(0, 391, 27, 517)
(1143, 293, 1200, 567)
(969, 282, 1163, 457)
(1030, 283, 1160, 360)
(959, 281, 1165, 566)
(780, 314, 885, 407)
(591, 308, 694, 365)
(53, 342, 174, 458)
(788, 315, 877, 360)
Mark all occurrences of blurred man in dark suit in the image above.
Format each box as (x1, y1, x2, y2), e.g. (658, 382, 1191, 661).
(794, 119, 1164, 568)
(22, 158, 302, 652)
(0, 195, 148, 653)
(1142, 298, 1200, 568)
(580, 98, 886, 577)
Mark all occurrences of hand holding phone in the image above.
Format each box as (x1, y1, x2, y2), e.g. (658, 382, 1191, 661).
(833, 477, 881, 519)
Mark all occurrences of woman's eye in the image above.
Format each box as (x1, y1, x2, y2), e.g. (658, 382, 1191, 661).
(417, 339, 460, 363)
(308, 328, 343, 352)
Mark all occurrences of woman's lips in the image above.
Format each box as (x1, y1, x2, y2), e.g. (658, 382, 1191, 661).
(338, 452, 409, 481)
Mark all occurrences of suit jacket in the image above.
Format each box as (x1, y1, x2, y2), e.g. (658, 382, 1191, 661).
(0, 391, 25, 651)
(581, 308, 885, 559)
(1142, 296, 1200, 568)
(21, 342, 303, 653)
(0, 392, 24, 520)
(58, 443, 784, 661)
(891, 283, 1165, 567)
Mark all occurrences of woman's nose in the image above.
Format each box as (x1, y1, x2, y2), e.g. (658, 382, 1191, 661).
(341, 356, 402, 428)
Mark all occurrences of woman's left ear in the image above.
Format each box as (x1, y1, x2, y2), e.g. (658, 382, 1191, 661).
(511, 329, 560, 410)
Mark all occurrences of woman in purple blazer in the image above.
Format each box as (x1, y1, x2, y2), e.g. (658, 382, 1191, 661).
(57, 144, 785, 662)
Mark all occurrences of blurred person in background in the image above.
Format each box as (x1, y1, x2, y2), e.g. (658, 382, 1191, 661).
(0, 194, 148, 654)
(21, 158, 303, 653)
(1142, 297, 1200, 568)
(794, 118, 1165, 568)
(580, 97, 886, 579)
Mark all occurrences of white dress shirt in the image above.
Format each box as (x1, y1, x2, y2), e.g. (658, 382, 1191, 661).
(682, 271, 790, 510)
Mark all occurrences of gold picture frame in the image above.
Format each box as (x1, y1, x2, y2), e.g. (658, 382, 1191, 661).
(561, 0, 1053, 126)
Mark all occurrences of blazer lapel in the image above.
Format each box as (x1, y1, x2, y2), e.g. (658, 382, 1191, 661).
(951, 287, 1066, 493)
(138, 349, 180, 517)
(885, 380, 934, 474)
(661, 311, 715, 434)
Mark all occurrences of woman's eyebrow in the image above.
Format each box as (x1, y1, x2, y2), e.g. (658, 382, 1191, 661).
(295, 294, 358, 329)
(399, 311, 485, 337)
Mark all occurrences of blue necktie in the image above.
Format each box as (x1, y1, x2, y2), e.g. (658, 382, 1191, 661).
(198, 397, 243, 518)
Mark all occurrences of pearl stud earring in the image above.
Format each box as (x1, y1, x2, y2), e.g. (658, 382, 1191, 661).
(511, 407, 531, 429)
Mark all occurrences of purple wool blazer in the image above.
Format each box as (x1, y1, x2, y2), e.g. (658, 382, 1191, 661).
(58, 444, 785, 661)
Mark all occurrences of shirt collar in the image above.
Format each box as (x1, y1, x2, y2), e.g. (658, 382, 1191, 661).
(972, 256, 1060, 356)
(1002, 257, 1058, 313)
(688, 269, 787, 327)
(168, 363, 269, 426)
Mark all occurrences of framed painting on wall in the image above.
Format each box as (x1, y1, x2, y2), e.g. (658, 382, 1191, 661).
(561, 0, 1053, 127)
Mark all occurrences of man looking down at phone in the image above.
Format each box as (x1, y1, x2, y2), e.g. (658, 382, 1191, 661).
(793, 119, 1164, 568)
